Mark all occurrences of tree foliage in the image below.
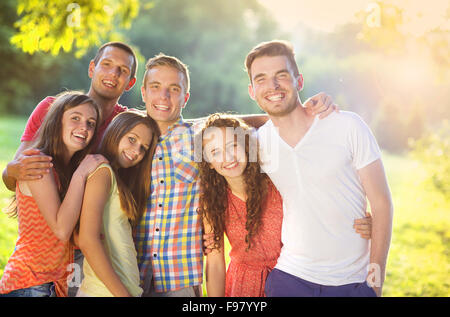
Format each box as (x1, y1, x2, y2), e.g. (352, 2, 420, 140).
(10, 0, 139, 58)
(1, 0, 281, 116)
(118, 0, 281, 117)
(0, 0, 74, 114)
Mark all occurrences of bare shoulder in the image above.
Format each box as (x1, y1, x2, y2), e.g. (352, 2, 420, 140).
(86, 164, 112, 191)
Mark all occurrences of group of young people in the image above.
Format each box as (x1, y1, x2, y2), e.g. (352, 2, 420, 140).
(0, 39, 393, 297)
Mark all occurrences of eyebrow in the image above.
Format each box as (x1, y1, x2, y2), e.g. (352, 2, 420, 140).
(209, 145, 223, 156)
(253, 73, 266, 82)
(148, 81, 182, 90)
(69, 111, 97, 121)
(276, 69, 290, 75)
(210, 139, 235, 154)
(253, 69, 290, 82)
(129, 132, 150, 148)
(101, 58, 131, 71)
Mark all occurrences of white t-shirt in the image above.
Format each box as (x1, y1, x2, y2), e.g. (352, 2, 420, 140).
(257, 111, 381, 286)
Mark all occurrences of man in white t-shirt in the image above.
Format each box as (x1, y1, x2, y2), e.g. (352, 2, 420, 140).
(245, 40, 393, 297)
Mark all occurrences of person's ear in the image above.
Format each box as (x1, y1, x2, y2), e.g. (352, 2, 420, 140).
(88, 60, 95, 79)
(248, 83, 256, 100)
(141, 85, 146, 102)
(296, 74, 304, 92)
(181, 92, 190, 108)
(125, 77, 136, 91)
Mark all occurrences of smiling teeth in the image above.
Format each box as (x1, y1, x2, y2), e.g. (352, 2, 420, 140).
(267, 94, 283, 101)
(124, 152, 134, 161)
(103, 80, 116, 87)
(73, 133, 86, 139)
(224, 162, 238, 169)
(155, 105, 169, 110)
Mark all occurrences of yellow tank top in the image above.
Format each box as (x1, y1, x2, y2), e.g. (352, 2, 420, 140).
(79, 164, 143, 297)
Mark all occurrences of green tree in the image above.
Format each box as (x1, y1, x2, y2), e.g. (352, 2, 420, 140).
(0, 0, 73, 114)
(2, 0, 281, 116)
(10, 0, 140, 58)
(125, 0, 281, 116)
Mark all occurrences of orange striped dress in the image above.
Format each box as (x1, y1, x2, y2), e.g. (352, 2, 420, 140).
(0, 180, 73, 296)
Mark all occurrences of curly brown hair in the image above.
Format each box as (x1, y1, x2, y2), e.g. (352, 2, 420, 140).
(196, 113, 269, 250)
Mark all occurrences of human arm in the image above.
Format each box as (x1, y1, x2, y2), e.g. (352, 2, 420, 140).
(303, 92, 338, 119)
(358, 159, 393, 297)
(78, 166, 132, 297)
(2, 143, 53, 191)
(236, 92, 338, 127)
(3, 96, 56, 191)
(185, 93, 337, 129)
(203, 232, 217, 255)
(238, 92, 339, 127)
(203, 219, 226, 297)
(25, 154, 107, 242)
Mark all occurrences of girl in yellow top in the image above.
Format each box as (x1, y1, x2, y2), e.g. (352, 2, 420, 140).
(77, 111, 160, 297)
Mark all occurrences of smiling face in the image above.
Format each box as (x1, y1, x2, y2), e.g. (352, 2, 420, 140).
(203, 127, 248, 182)
(116, 123, 152, 169)
(141, 65, 189, 134)
(88, 46, 136, 101)
(61, 103, 98, 157)
(248, 55, 303, 117)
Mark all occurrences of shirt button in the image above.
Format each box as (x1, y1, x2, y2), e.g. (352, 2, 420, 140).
(159, 157, 163, 161)
(153, 253, 157, 258)
(160, 179, 164, 184)
(158, 204, 162, 207)
(155, 228, 160, 232)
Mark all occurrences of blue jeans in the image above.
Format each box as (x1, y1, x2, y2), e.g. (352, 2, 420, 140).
(265, 268, 377, 297)
(0, 282, 55, 297)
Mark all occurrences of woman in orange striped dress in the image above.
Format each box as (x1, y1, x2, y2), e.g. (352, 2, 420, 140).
(0, 91, 106, 297)
(197, 114, 372, 297)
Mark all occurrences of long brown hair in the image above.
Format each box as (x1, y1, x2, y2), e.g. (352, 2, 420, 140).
(196, 113, 269, 250)
(6, 91, 101, 217)
(97, 110, 160, 226)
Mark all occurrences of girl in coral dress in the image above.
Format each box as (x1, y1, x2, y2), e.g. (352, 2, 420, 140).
(0, 91, 106, 297)
(197, 113, 372, 297)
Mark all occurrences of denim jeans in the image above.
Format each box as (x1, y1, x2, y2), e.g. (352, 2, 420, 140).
(67, 249, 85, 297)
(0, 282, 55, 297)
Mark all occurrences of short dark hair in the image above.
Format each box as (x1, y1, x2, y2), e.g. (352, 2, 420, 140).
(93, 42, 138, 79)
(245, 40, 300, 82)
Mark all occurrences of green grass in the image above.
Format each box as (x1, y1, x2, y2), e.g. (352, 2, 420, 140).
(381, 153, 450, 296)
(0, 116, 449, 296)
(0, 116, 25, 277)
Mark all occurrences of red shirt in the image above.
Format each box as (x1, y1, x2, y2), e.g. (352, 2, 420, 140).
(21, 96, 128, 149)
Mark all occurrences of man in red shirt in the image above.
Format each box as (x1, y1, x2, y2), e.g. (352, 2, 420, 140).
(2, 42, 137, 191)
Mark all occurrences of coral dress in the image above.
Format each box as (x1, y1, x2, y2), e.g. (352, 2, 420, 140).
(0, 175, 73, 296)
(224, 181, 283, 297)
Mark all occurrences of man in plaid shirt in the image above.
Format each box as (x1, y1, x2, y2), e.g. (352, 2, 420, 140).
(134, 54, 203, 296)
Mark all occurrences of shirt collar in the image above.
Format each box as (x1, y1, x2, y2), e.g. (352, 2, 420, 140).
(159, 116, 191, 141)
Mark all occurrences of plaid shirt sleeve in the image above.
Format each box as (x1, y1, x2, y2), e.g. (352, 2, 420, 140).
(134, 120, 203, 293)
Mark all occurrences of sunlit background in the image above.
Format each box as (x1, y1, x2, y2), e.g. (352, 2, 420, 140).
(0, 0, 449, 296)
